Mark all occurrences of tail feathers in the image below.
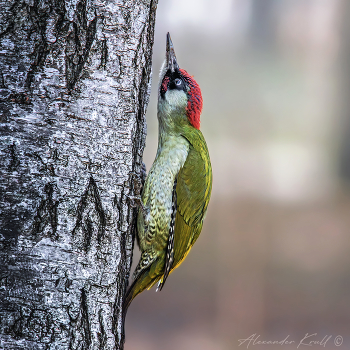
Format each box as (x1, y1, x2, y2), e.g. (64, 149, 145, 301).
(124, 265, 152, 313)
(122, 266, 151, 344)
(122, 259, 164, 343)
(122, 263, 160, 324)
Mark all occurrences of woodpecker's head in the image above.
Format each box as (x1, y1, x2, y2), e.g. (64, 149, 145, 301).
(158, 33, 203, 130)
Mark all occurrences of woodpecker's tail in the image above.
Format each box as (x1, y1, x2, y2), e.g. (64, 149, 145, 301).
(122, 263, 160, 324)
(122, 259, 164, 346)
(124, 266, 151, 312)
(121, 267, 151, 346)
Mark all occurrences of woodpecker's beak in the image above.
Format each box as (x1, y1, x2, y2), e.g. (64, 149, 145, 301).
(166, 32, 179, 73)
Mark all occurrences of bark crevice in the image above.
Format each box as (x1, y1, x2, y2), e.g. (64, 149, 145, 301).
(31, 182, 59, 240)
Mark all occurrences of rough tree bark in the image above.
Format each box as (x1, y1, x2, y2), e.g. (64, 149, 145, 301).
(0, 0, 158, 349)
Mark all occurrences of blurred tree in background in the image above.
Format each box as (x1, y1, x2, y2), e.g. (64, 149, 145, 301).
(338, 1, 350, 183)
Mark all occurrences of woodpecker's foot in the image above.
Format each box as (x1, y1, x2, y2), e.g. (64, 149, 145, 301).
(127, 170, 150, 229)
(129, 169, 146, 196)
(140, 161, 147, 184)
(126, 194, 149, 221)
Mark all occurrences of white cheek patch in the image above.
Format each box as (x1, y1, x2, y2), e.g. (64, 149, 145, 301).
(166, 90, 187, 109)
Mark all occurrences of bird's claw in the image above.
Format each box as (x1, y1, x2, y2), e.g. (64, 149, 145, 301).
(126, 194, 149, 221)
(127, 169, 150, 224)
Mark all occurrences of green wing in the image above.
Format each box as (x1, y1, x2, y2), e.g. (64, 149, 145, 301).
(125, 128, 212, 308)
(171, 128, 212, 271)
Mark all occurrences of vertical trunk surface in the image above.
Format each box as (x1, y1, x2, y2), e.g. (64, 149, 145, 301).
(0, 0, 157, 349)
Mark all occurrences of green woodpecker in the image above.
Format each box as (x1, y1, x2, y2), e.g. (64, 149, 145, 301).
(124, 33, 212, 312)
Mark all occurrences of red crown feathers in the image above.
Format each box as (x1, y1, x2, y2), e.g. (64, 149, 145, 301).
(180, 69, 202, 130)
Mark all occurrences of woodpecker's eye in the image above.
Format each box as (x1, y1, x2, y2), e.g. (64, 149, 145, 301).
(167, 75, 185, 91)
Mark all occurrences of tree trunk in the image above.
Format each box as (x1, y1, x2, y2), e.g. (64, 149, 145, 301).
(338, 1, 350, 182)
(0, 0, 158, 349)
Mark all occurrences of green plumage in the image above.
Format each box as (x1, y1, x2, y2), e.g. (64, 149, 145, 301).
(173, 126, 212, 270)
(123, 33, 212, 315)
(124, 127, 212, 310)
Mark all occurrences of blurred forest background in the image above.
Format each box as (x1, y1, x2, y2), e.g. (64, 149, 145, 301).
(125, 1, 350, 349)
